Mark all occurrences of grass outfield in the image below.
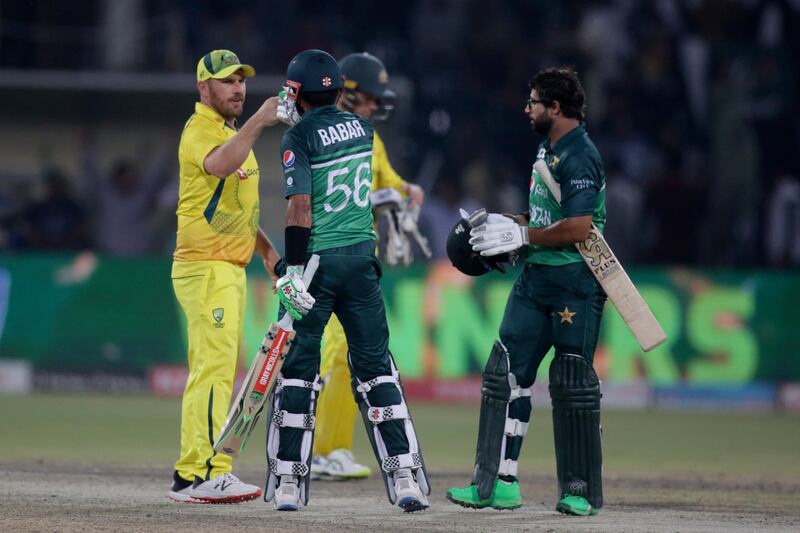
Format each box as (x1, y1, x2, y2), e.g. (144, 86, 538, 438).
(1, 393, 798, 478)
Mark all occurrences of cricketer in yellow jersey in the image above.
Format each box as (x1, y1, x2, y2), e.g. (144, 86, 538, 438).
(169, 49, 283, 504)
(310, 53, 426, 481)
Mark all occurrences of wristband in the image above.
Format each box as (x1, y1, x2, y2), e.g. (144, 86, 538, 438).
(285, 225, 310, 265)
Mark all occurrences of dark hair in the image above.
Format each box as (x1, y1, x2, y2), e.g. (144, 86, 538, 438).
(300, 88, 340, 107)
(528, 67, 586, 121)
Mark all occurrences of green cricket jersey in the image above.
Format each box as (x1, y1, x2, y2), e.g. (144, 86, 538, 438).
(281, 105, 376, 252)
(527, 123, 606, 266)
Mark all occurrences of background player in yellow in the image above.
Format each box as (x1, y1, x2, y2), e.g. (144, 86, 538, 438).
(309, 53, 426, 480)
(169, 49, 283, 503)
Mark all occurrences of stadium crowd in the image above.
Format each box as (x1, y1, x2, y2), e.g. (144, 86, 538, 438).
(0, 0, 798, 267)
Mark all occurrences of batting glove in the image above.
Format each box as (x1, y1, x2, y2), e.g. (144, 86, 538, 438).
(276, 267, 315, 320)
(469, 216, 529, 257)
(276, 87, 301, 126)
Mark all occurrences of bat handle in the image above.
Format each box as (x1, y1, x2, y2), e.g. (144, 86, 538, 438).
(302, 254, 320, 285)
(276, 254, 320, 332)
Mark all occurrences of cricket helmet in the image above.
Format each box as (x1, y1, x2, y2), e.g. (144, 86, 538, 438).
(446, 217, 510, 276)
(286, 49, 343, 93)
(339, 52, 396, 120)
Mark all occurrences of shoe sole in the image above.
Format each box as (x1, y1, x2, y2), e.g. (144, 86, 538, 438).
(491, 501, 522, 510)
(167, 492, 207, 504)
(398, 496, 429, 513)
(445, 493, 521, 511)
(276, 504, 298, 511)
(192, 490, 262, 504)
(446, 492, 490, 509)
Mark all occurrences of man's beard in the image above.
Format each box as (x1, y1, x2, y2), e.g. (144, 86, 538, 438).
(533, 114, 552, 136)
(210, 91, 243, 120)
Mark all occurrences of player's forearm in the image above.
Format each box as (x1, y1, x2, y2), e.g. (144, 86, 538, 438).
(255, 227, 279, 261)
(203, 118, 265, 178)
(527, 215, 591, 247)
(286, 194, 312, 228)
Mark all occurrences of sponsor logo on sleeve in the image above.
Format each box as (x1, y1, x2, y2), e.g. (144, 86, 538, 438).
(283, 150, 296, 167)
(570, 178, 594, 190)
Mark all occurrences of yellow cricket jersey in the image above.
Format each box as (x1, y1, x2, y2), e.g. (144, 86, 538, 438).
(370, 130, 406, 193)
(174, 102, 260, 267)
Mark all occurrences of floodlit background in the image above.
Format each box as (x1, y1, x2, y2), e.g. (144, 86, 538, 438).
(0, 3, 799, 530)
(1, 0, 798, 408)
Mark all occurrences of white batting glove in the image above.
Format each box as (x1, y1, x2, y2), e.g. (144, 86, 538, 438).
(276, 267, 315, 319)
(276, 87, 301, 126)
(469, 217, 529, 256)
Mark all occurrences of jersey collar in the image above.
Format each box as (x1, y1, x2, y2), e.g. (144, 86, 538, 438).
(543, 122, 586, 154)
(195, 102, 237, 129)
(303, 104, 339, 118)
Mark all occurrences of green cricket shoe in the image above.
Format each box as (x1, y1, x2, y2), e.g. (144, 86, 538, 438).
(446, 480, 522, 510)
(556, 494, 598, 516)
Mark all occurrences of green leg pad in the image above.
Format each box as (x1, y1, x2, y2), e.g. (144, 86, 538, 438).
(550, 353, 603, 509)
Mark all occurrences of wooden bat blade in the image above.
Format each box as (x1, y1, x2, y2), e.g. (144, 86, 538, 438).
(579, 226, 666, 351)
(213, 253, 320, 457)
(214, 325, 296, 456)
(532, 159, 666, 352)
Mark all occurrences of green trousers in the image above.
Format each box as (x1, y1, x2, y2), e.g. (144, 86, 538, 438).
(500, 261, 607, 387)
(275, 240, 408, 462)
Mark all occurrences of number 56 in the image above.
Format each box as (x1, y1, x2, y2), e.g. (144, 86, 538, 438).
(323, 162, 371, 213)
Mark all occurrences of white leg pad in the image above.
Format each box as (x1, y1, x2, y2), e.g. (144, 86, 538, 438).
(264, 373, 321, 505)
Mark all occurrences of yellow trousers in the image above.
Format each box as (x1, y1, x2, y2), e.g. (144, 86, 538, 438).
(171, 260, 245, 482)
(313, 313, 359, 455)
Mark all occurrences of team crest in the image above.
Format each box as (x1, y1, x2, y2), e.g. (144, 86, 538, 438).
(283, 150, 296, 167)
(220, 52, 236, 66)
(212, 307, 225, 328)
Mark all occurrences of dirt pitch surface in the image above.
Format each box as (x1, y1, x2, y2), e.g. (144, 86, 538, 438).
(1, 462, 798, 533)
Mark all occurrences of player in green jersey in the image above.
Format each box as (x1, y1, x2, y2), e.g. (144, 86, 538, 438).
(264, 49, 430, 514)
(446, 67, 607, 516)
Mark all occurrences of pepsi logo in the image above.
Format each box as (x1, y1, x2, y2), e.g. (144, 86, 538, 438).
(283, 150, 296, 167)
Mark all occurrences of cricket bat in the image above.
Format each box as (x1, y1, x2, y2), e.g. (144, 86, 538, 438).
(532, 160, 666, 351)
(214, 254, 320, 457)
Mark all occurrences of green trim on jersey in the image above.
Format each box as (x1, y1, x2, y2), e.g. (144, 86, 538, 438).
(527, 124, 606, 266)
(281, 106, 376, 252)
(309, 142, 373, 163)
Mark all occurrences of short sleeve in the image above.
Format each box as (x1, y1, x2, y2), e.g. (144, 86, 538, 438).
(559, 152, 603, 218)
(181, 120, 226, 173)
(281, 127, 312, 198)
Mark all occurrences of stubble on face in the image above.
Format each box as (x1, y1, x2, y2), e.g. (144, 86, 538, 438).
(206, 76, 245, 120)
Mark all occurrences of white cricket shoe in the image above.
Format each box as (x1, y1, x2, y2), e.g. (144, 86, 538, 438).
(274, 475, 301, 511)
(168, 471, 205, 503)
(393, 468, 429, 512)
(189, 472, 262, 504)
(315, 449, 371, 480)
